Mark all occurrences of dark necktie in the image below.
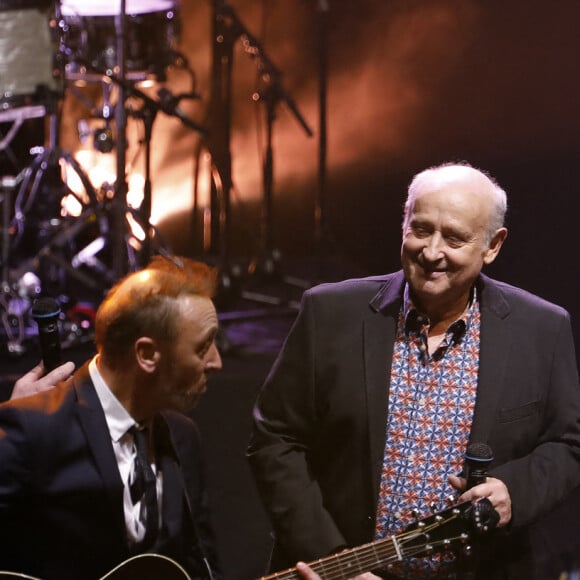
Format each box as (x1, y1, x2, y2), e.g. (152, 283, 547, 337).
(130, 425, 159, 550)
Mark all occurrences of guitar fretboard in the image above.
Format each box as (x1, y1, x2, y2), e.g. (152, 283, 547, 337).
(260, 535, 400, 580)
(258, 505, 470, 580)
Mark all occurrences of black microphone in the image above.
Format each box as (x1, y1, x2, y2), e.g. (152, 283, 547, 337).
(31, 297, 62, 372)
(464, 442, 494, 490)
(463, 443, 500, 535)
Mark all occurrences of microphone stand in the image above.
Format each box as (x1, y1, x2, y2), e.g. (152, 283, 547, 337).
(112, 0, 129, 279)
(211, 2, 313, 308)
(205, 0, 239, 274)
(124, 85, 207, 265)
(314, 0, 330, 255)
(249, 69, 312, 288)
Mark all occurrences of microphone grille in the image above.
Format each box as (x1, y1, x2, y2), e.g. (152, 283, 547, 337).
(466, 442, 493, 461)
(31, 297, 61, 319)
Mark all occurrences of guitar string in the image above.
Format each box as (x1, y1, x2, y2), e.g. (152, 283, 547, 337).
(258, 512, 467, 580)
(312, 515, 464, 576)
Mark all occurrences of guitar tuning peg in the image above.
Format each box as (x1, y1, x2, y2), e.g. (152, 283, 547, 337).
(447, 495, 456, 505)
(430, 502, 438, 513)
(411, 509, 419, 520)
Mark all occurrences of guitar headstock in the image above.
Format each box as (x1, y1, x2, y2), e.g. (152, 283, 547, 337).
(397, 499, 498, 561)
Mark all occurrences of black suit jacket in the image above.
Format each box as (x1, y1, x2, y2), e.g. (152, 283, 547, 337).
(0, 363, 220, 580)
(248, 271, 580, 578)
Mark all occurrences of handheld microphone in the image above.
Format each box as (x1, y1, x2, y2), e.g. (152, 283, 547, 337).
(31, 297, 62, 372)
(463, 443, 500, 535)
(464, 442, 494, 490)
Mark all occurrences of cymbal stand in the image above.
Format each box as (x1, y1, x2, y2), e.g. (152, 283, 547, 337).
(111, 0, 130, 279)
(103, 0, 176, 276)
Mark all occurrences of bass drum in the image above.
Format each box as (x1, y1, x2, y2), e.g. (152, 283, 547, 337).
(59, 0, 180, 81)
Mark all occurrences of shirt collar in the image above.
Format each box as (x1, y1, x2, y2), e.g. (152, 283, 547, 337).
(403, 283, 477, 337)
(89, 356, 136, 443)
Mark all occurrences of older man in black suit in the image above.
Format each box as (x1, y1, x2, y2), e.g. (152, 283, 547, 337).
(248, 162, 580, 579)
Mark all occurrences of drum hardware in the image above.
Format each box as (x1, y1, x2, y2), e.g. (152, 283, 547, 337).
(51, 0, 186, 279)
(1, 0, 195, 357)
(4, 84, 118, 351)
(1, 175, 22, 295)
(0, 161, 106, 358)
(125, 80, 206, 263)
(55, 0, 199, 277)
(107, 0, 131, 280)
(67, 59, 208, 262)
(0, 107, 47, 151)
(73, 79, 117, 154)
(1, 171, 41, 357)
(10, 96, 100, 250)
(0, 0, 71, 355)
(71, 66, 208, 272)
(0, 273, 36, 356)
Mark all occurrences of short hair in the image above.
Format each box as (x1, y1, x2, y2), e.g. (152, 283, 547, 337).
(403, 161, 508, 247)
(94, 255, 218, 368)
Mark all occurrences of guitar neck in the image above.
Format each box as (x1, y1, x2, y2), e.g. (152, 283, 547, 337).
(260, 536, 399, 580)
(258, 501, 476, 580)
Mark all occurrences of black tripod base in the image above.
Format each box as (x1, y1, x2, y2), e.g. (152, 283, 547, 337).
(212, 248, 310, 313)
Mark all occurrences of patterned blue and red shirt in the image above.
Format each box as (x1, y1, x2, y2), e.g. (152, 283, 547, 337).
(375, 285, 481, 577)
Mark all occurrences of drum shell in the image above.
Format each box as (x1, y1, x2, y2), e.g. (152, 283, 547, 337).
(0, 7, 61, 106)
(60, 2, 181, 79)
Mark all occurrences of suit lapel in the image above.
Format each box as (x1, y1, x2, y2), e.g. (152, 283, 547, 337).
(469, 275, 513, 444)
(73, 363, 126, 536)
(366, 272, 405, 498)
(154, 417, 186, 539)
(74, 368, 189, 550)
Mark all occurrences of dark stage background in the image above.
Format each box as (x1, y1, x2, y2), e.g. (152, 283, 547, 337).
(1, 0, 580, 579)
(165, 0, 580, 359)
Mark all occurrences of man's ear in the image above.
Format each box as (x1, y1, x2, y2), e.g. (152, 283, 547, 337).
(483, 227, 508, 265)
(135, 337, 160, 373)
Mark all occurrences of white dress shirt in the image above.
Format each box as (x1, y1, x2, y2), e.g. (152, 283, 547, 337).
(89, 356, 162, 544)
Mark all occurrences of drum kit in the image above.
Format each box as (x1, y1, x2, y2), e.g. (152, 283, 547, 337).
(0, 0, 202, 355)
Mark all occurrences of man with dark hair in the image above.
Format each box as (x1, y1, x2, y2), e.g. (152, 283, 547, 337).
(0, 255, 223, 580)
(248, 163, 580, 579)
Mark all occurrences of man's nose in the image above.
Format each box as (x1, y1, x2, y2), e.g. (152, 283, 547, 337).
(206, 343, 223, 372)
(422, 233, 444, 261)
